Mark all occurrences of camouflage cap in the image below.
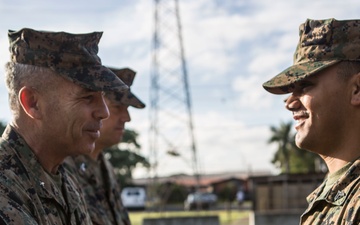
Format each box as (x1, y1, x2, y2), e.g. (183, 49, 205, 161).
(106, 67, 145, 109)
(8, 28, 129, 92)
(263, 18, 360, 94)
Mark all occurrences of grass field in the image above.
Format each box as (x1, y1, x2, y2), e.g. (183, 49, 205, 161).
(128, 209, 250, 225)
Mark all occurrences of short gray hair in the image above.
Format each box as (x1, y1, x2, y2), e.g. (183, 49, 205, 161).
(5, 62, 58, 116)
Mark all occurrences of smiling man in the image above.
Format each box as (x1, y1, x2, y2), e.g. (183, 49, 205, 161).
(263, 18, 360, 225)
(0, 28, 128, 224)
(64, 67, 145, 225)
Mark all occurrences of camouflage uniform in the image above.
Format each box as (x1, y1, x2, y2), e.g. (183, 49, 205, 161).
(64, 154, 131, 225)
(1, 29, 129, 224)
(64, 68, 145, 225)
(300, 159, 360, 224)
(262, 19, 360, 224)
(0, 125, 92, 224)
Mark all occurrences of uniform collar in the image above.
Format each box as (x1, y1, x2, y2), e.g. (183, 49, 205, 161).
(72, 154, 103, 186)
(307, 158, 360, 206)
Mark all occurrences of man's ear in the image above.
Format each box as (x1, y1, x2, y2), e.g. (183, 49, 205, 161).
(18, 86, 42, 119)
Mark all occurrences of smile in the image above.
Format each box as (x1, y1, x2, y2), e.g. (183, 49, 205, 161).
(293, 111, 308, 130)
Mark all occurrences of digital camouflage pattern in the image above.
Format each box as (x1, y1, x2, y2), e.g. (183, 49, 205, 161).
(8, 28, 129, 93)
(263, 18, 360, 94)
(106, 67, 145, 109)
(63, 154, 131, 225)
(300, 158, 360, 224)
(0, 125, 92, 225)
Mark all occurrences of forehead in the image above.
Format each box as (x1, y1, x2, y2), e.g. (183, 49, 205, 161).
(49, 72, 108, 96)
(76, 87, 98, 95)
(63, 81, 86, 93)
(57, 79, 98, 97)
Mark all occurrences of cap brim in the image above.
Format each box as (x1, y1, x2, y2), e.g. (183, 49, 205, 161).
(120, 91, 146, 109)
(262, 60, 339, 94)
(55, 65, 129, 92)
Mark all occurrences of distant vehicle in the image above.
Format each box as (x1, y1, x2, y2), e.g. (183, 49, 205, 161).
(184, 192, 218, 210)
(121, 187, 146, 210)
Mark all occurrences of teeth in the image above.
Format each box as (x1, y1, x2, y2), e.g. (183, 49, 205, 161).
(293, 111, 308, 127)
(293, 111, 308, 117)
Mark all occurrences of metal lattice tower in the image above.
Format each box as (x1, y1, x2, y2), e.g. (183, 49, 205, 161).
(149, 0, 200, 184)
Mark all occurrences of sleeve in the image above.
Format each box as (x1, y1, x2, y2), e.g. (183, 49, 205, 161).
(0, 194, 39, 225)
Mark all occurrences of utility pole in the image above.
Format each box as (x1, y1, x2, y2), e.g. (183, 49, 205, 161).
(149, 0, 200, 198)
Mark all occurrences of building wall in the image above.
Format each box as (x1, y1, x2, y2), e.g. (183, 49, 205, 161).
(250, 173, 325, 211)
(249, 173, 325, 225)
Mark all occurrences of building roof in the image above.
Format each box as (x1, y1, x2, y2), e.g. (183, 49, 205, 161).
(132, 170, 271, 187)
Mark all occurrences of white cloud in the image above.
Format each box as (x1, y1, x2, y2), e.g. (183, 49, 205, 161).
(131, 110, 279, 178)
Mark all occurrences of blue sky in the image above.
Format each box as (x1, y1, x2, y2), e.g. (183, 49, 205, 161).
(0, 0, 359, 178)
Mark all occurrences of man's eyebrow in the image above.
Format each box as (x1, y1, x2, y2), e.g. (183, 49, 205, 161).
(78, 88, 97, 95)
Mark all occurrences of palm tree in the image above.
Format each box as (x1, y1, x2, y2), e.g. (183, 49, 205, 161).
(268, 121, 293, 173)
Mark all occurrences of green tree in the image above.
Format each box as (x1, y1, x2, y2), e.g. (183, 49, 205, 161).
(156, 182, 187, 204)
(289, 147, 323, 173)
(104, 129, 150, 187)
(269, 121, 323, 174)
(217, 182, 237, 202)
(0, 121, 5, 134)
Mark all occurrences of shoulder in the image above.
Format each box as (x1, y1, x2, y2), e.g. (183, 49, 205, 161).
(0, 198, 39, 225)
(0, 174, 36, 224)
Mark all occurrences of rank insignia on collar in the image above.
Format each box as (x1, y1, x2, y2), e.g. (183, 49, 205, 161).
(334, 190, 345, 201)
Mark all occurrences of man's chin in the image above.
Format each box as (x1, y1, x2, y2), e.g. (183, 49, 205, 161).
(81, 144, 96, 155)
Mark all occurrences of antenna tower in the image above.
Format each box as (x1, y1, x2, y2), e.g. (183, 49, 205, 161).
(149, 0, 200, 185)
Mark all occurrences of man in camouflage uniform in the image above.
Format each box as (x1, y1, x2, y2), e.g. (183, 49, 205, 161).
(64, 68, 145, 225)
(0, 28, 128, 224)
(263, 18, 360, 224)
